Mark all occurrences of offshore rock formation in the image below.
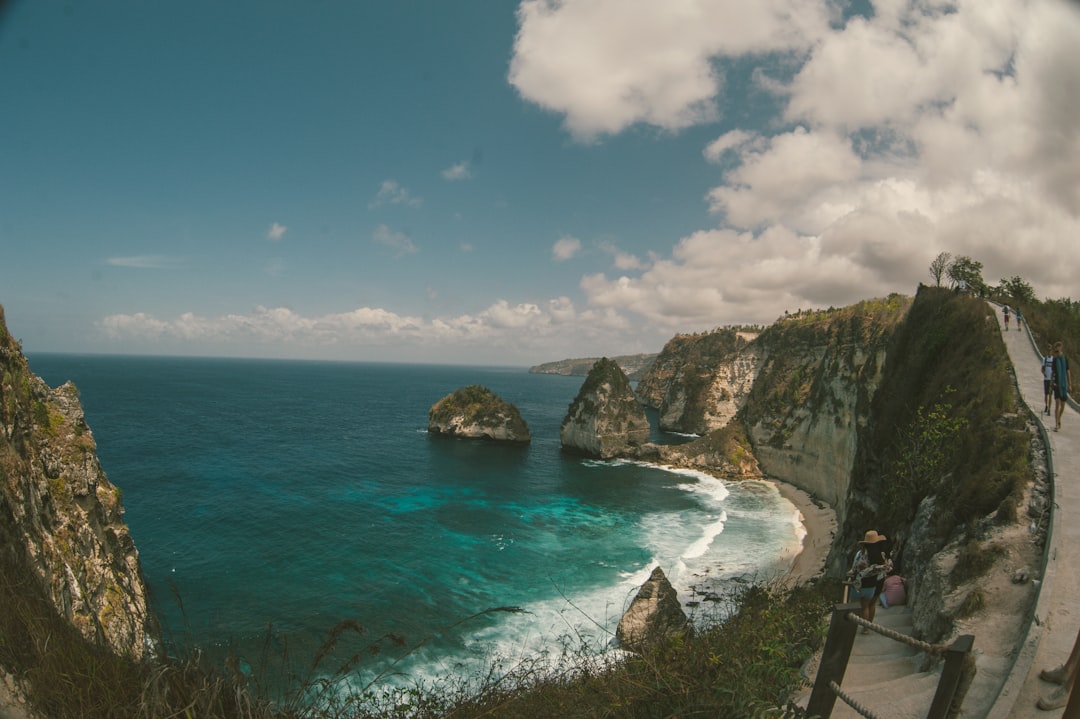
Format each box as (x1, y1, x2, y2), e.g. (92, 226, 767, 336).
(428, 385, 531, 443)
(0, 306, 155, 660)
(616, 566, 688, 652)
(561, 358, 650, 458)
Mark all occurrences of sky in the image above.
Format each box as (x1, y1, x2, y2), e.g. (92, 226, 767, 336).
(1, 0, 1079, 366)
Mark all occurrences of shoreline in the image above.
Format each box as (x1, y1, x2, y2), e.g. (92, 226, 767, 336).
(771, 480, 837, 583)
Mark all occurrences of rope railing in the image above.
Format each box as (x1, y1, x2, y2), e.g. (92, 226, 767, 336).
(829, 680, 886, 719)
(806, 602, 975, 719)
(845, 612, 942, 657)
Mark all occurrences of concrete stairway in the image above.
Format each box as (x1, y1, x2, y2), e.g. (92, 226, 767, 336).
(797, 605, 949, 719)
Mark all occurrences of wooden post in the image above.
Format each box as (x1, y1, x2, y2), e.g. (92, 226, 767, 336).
(806, 602, 860, 719)
(1064, 680, 1080, 719)
(925, 634, 974, 719)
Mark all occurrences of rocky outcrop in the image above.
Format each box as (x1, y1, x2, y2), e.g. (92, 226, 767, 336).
(560, 358, 650, 458)
(656, 423, 763, 479)
(428, 385, 531, 443)
(616, 566, 688, 652)
(0, 306, 155, 660)
(530, 353, 657, 381)
(636, 329, 760, 435)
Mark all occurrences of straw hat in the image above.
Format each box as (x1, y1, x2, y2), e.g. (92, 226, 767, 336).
(860, 530, 887, 544)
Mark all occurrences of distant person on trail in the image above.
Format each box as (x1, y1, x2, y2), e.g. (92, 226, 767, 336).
(1044, 347, 1056, 416)
(1016, 306, 1023, 331)
(1052, 342, 1072, 432)
(847, 530, 891, 632)
(1003, 304, 1011, 330)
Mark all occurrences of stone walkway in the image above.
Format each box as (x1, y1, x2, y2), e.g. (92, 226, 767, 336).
(990, 306, 1080, 718)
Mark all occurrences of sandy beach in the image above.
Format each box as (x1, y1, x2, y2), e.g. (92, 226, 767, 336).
(772, 480, 837, 584)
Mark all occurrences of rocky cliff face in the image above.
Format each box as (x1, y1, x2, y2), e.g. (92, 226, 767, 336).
(638, 300, 909, 523)
(0, 307, 155, 660)
(616, 566, 688, 652)
(636, 329, 760, 435)
(428, 385, 531, 443)
(561, 358, 650, 458)
(740, 299, 909, 519)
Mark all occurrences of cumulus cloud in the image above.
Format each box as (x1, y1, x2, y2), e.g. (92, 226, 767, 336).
(509, 0, 831, 141)
(267, 222, 287, 241)
(370, 180, 423, 208)
(552, 235, 582, 261)
(510, 0, 1080, 326)
(599, 241, 644, 270)
(98, 297, 656, 364)
(373, 224, 418, 256)
(442, 161, 472, 180)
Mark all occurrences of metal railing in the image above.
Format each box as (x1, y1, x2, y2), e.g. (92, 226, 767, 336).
(806, 602, 975, 719)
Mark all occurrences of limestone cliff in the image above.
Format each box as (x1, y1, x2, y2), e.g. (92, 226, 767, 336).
(640, 298, 909, 522)
(561, 358, 650, 458)
(428, 385, 531, 443)
(636, 329, 760, 435)
(741, 297, 910, 519)
(0, 307, 155, 660)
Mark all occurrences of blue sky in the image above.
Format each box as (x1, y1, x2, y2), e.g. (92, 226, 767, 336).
(2, 0, 1079, 366)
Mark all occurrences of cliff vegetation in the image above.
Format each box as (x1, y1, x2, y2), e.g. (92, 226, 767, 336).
(428, 385, 531, 443)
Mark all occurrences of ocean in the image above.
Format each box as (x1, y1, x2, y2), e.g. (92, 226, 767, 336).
(27, 354, 805, 694)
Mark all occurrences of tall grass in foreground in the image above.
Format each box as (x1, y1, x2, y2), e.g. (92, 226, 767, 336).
(1, 540, 830, 719)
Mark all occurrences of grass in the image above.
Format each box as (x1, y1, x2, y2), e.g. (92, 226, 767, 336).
(0, 549, 830, 719)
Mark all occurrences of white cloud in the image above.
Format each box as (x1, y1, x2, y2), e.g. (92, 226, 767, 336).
(370, 179, 423, 208)
(509, 0, 831, 141)
(599, 241, 644, 270)
(267, 222, 287, 241)
(373, 224, 418, 256)
(442, 161, 472, 181)
(505, 0, 1079, 331)
(97, 297, 655, 365)
(552, 235, 582, 261)
(703, 129, 760, 163)
(106, 255, 184, 269)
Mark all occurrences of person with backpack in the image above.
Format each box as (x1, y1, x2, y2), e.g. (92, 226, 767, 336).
(1043, 346, 1055, 416)
(847, 530, 892, 631)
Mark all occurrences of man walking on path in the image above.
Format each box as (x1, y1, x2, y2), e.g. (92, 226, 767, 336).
(1044, 347, 1056, 415)
(1004, 304, 1011, 330)
(1052, 342, 1072, 432)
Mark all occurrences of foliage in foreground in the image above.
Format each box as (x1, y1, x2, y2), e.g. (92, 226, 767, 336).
(0, 554, 828, 719)
(316, 582, 828, 719)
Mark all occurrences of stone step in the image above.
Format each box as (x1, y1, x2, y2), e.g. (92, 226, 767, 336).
(829, 670, 941, 719)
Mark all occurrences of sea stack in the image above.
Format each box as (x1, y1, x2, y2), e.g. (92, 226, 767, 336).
(428, 385, 531, 443)
(560, 357, 650, 458)
(616, 566, 689, 652)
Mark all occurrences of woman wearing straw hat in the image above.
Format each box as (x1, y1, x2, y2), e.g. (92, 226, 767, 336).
(847, 530, 892, 631)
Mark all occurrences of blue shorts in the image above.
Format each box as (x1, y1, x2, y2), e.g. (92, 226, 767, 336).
(854, 586, 877, 600)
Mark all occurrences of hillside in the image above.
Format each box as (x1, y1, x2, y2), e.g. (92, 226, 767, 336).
(529, 353, 657, 381)
(644, 288, 1038, 661)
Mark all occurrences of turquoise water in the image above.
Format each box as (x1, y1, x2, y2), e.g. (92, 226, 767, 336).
(28, 354, 804, 688)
